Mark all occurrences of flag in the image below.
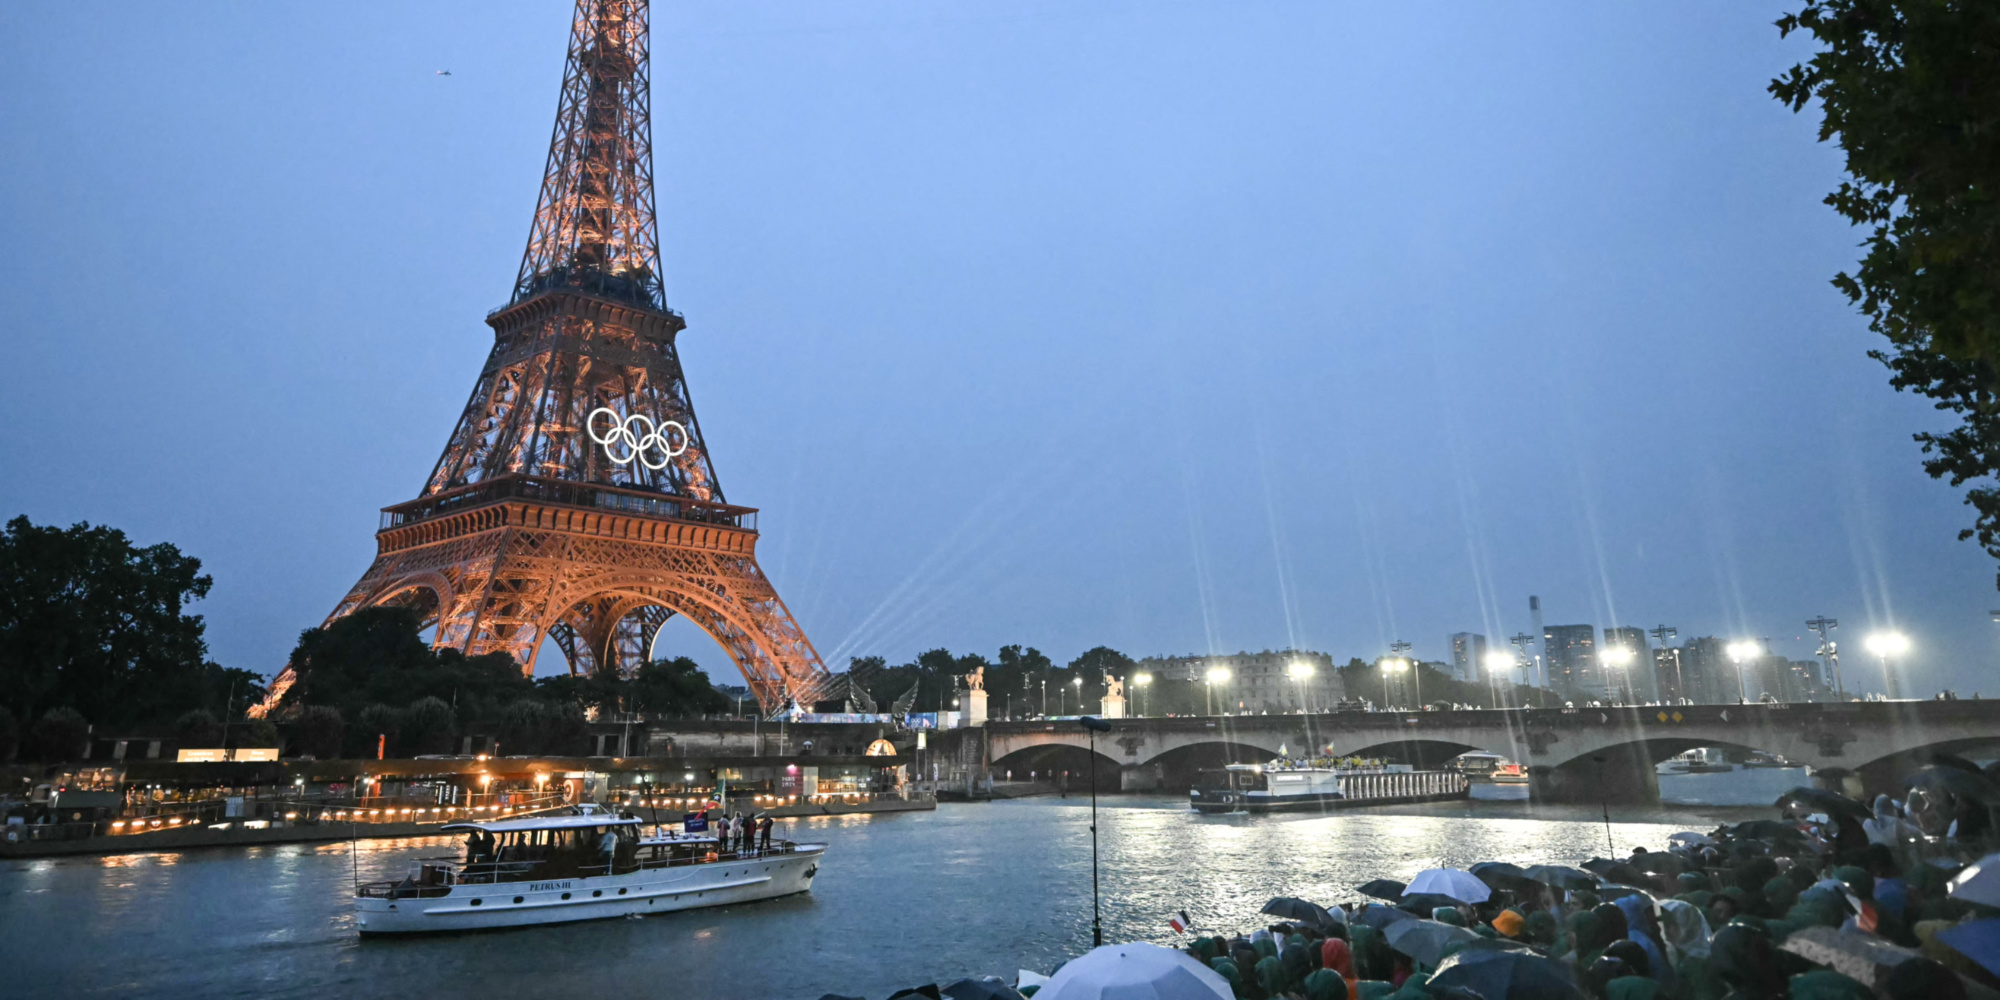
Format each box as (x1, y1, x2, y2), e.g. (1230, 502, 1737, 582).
(1168, 909, 1191, 934)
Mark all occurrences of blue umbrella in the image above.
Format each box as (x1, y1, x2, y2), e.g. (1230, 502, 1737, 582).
(1427, 950, 1586, 1000)
(1937, 918, 2000, 978)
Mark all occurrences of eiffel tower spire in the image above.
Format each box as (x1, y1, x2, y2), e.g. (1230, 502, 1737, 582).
(516, 0, 664, 309)
(423, 0, 718, 502)
(256, 0, 831, 714)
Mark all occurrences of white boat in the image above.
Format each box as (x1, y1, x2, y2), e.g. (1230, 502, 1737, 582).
(354, 806, 823, 935)
(1189, 762, 1468, 814)
(1657, 748, 1734, 775)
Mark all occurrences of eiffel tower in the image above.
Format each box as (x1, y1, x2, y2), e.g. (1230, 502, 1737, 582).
(262, 0, 830, 712)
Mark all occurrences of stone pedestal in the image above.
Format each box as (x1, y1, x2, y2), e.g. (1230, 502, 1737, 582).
(1099, 694, 1126, 719)
(962, 689, 988, 727)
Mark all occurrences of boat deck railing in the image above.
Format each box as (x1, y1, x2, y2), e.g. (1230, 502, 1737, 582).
(356, 841, 813, 898)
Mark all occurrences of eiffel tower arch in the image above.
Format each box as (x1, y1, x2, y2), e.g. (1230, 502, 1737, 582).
(260, 0, 831, 714)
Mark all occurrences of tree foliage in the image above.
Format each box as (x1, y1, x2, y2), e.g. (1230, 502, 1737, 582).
(1773, 2, 2000, 580)
(278, 606, 535, 726)
(0, 515, 258, 728)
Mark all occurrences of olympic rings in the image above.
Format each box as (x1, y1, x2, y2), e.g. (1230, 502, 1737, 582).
(585, 407, 689, 471)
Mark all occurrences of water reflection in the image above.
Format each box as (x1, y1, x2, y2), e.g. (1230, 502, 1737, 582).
(0, 796, 1762, 1000)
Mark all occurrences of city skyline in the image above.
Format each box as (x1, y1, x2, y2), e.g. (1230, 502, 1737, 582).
(4, 3, 1995, 701)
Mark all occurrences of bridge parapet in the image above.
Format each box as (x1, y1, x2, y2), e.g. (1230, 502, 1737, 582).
(983, 700, 2000, 802)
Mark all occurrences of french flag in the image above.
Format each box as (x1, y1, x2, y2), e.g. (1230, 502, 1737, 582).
(1168, 910, 1191, 934)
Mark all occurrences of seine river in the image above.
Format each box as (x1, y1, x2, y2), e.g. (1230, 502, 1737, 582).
(0, 771, 1789, 999)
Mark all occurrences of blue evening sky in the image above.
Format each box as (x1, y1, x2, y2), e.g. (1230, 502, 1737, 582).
(3, 2, 1990, 695)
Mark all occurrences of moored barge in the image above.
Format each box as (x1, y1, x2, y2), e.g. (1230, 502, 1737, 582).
(1190, 762, 1469, 814)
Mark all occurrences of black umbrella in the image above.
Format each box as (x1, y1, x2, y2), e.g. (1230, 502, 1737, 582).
(1427, 950, 1586, 999)
(940, 978, 1024, 1000)
(1399, 892, 1464, 915)
(1471, 861, 1534, 887)
(1595, 884, 1656, 905)
(1726, 820, 1806, 842)
(1524, 864, 1598, 891)
(1775, 786, 1872, 820)
(1356, 878, 1408, 901)
(1262, 896, 1339, 929)
(1626, 851, 1684, 876)
(1354, 903, 1417, 929)
(1582, 858, 1646, 885)
(1907, 765, 2000, 805)
(1385, 919, 1479, 967)
(1932, 752, 1987, 775)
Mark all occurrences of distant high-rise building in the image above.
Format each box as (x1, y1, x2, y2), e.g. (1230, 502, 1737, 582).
(1543, 624, 1597, 699)
(1602, 626, 1652, 701)
(1679, 637, 1730, 704)
(1449, 633, 1489, 682)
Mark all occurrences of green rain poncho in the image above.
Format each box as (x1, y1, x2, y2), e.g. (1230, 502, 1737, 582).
(1524, 909, 1559, 948)
(1604, 976, 1661, 1000)
(1349, 924, 1392, 981)
(1254, 937, 1278, 961)
(1302, 968, 1345, 1000)
(1761, 876, 1799, 915)
(1432, 907, 1468, 927)
(1255, 955, 1286, 997)
(1787, 970, 1873, 1000)
(1210, 957, 1246, 999)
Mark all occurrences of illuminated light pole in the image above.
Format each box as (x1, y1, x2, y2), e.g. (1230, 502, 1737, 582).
(1509, 632, 1540, 707)
(1599, 645, 1635, 705)
(1204, 666, 1231, 717)
(1725, 640, 1761, 704)
(1070, 676, 1083, 717)
(1390, 640, 1418, 710)
(1380, 656, 1408, 710)
(1805, 616, 1841, 699)
(1287, 660, 1317, 714)
(1483, 650, 1518, 708)
(1865, 631, 1910, 699)
(1132, 672, 1153, 717)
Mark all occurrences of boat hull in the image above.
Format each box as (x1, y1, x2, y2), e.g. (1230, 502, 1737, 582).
(1189, 788, 1468, 814)
(355, 847, 822, 935)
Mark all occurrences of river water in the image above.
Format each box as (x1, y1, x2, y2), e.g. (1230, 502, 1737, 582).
(1, 771, 1789, 999)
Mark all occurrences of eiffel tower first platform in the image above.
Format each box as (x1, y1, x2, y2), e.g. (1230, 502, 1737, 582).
(262, 0, 831, 713)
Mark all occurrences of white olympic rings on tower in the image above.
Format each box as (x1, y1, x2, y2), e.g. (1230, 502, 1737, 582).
(586, 407, 689, 471)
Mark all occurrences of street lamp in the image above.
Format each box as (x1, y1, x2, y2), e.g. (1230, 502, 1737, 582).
(1599, 645, 1635, 705)
(1865, 631, 1910, 699)
(1380, 657, 1409, 710)
(1204, 666, 1231, 716)
(1132, 672, 1153, 717)
(1483, 650, 1517, 708)
(1725, 640, 1761, 704)
(1287, 660, 1316, 714)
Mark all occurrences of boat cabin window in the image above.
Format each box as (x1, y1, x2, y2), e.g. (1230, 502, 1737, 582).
(1193, 770, 1267, 792)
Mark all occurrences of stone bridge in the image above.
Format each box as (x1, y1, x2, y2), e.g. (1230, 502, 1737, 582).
(973, 701, 2000, 803)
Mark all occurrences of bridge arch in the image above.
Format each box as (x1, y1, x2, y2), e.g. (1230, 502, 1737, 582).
(990, 742, 1124, 792)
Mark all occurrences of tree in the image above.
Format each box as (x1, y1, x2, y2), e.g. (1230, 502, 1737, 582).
(0, 706, 14, 762)
(27, 707, 90, 762)
(356, 704, 401, 758)
(402, 696, 457, 756)
(627, 656, 732, 718)
(229, 717, 280, 752)
(173, 709, 223, 748)
(293, 705, 345, 759)
(1773, 2, 2000, 581)
(278, 606, 535, 726)
(0, 516, 221, 727)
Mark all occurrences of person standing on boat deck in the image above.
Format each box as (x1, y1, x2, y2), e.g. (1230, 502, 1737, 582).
(757, 814, 773, 853)
(597, 827, 617, 871)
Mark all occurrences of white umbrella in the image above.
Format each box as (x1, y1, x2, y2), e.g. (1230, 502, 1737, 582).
(1950, 852, 2000, 909)
(1036, 942, 1233, 1000)
(1405, 867, 1492, 904)
(1668, 831, 1716, 846)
